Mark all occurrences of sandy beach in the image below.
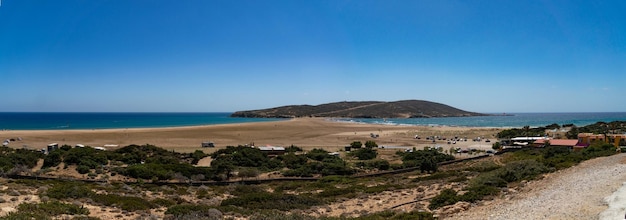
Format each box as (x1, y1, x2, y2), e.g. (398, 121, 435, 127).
(0, 118, 501, 153)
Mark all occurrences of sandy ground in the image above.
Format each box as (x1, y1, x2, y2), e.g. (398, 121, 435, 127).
(0, 118, 501, 153)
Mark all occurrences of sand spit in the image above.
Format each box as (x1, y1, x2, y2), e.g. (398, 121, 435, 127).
(451, 153, 626, 220)
(0, 118, 500, 153)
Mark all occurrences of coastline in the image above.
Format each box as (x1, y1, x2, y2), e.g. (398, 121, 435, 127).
(0, 118, 502, 153)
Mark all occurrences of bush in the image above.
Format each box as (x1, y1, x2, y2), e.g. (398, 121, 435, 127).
(306, 148, 331, 161)
(399, 149, 455, 169)
(350, 141, 363, 148)
(428, 189, 458, 210)
(221, 192, 322, 211)
(355, 160, 390, 171)
(2, 201, 89, 219)
(76, 165, 90, 174)
(495, 160, 549, 183)
(46, 182, 94, 199)
(364, 140, 378, 149)
(350, 148, 378, 160)
(459, 185, 499, 202)
(279, 153, 308, 169)
(43, 150, 63, 168)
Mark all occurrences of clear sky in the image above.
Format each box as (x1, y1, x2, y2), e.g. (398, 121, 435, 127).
(1, 1, 625, 113)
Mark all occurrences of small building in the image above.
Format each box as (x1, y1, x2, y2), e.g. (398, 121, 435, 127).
(47, 143, 59, 153)
(501, 137, 547, 147)
(258, 146, 286, 156)
(94, 147, 106, 151)
(607, 134, 626, 148)
(577, 133, 605, 146)
(201, 142, 215, 148)
(533, 139, 579, 150)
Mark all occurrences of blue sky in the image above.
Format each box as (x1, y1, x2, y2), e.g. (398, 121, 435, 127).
(1, 1, 625, 113)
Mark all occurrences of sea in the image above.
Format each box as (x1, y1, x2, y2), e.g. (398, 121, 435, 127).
(0, 112, 625, 130)
(0, 112, 285, 130)
(333, 112, 626, 128)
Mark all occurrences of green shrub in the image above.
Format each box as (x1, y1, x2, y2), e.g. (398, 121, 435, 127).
(355, 160, 390, 171)
(364, 141, 378, 149)
(428, 189, 459, 210)
(152, 198, 176, 207)
(221, 192, 322, 211)
(46, 182, 94, 199)
(459, 185, 499, 202)
(414, 170, 463, 182)
(285, 145, 303, 153)
(43, 150, 63, 168)
(76, 165, 90, 174)
(18, 201, 89, 215)
(350, 141, 363, 148)
(495, 160, 549, 183)
(318, 186, 359, 198)
(306, 148, 332, 161)
(350, 148, 378, 160)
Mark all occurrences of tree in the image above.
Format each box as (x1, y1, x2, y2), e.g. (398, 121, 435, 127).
(211, 159, 235, 180)
(350, 148, 377, 160)
(364, 140, 378, 149)
(350, 141, 363, 149)
(420, 158, 437, 173)
(280, 153, 308, 169)
(492, 142, 501, 151)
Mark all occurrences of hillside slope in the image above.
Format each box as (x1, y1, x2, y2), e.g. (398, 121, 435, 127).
(230, 100, 487, 118)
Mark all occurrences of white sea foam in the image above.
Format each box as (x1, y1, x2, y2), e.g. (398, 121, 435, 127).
(600, 182, 626, 220)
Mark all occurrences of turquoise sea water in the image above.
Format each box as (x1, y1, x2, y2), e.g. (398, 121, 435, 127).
(0, 112, 625, 130)
(0, 112, 284, 130)
(333, 112, 626, 128)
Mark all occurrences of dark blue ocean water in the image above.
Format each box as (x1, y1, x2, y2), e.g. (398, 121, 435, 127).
(0, 112, 625, 130)
(0, 112, 285, 130)
(333, 112, 626, 128)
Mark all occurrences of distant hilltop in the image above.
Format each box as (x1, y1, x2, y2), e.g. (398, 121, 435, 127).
(230, 100, 489, 118)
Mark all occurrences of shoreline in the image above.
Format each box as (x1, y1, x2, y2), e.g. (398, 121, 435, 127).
(0, 118, 502, 153)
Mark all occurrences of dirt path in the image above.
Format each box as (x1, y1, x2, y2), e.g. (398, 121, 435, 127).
(450, 153, 626, 220)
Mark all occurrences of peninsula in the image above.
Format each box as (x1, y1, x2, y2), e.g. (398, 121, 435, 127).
(231, 100, 488, 118)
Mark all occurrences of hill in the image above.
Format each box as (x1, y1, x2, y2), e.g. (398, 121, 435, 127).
(230, 100, 488, 118)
